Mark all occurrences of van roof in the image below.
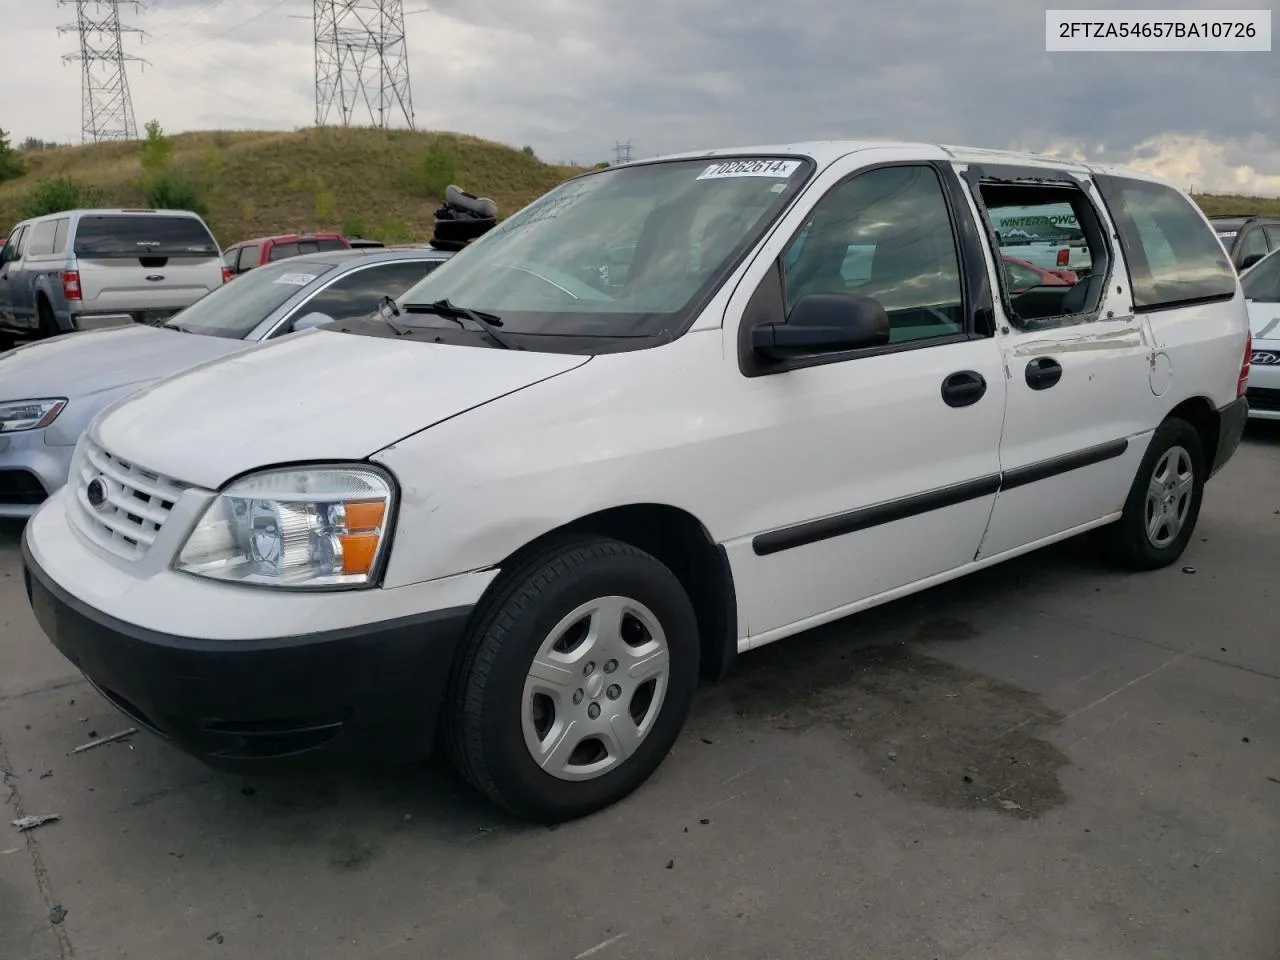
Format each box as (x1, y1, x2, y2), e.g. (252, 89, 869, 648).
(612, 140, 1183, 191)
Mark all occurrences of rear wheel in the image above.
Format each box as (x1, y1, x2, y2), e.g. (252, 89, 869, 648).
(446, 535, 700, 822)
(1094, 417, 1205, 570)
(36, 297, 59, 339)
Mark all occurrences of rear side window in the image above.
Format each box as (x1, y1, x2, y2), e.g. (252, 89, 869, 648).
(1238, 227, 1268, 262)
(26, 220, 60, 256)
(1265, 225, 1280, 249)
(52, 218, 70, 254)
(317, 237, 348, 252)
(268, 242, 300, 262)
(1094, 176, 1237, 311)
(73, 215, 219, 259)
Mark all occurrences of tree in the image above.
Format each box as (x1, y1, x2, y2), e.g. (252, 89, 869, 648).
(0, 128, 25, 183)
(140, 119, 174, 175)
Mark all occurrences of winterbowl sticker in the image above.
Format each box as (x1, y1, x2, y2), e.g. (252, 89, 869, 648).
(697, 159, 801, 180)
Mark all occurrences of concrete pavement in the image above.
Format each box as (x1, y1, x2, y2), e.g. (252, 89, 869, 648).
(2, 425, 1278, 960)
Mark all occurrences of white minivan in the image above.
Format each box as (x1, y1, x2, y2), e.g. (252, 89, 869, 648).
(22, 141, 1252, 822)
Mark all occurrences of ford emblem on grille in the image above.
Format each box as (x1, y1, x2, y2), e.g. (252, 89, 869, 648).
(86, 477, 108, 509)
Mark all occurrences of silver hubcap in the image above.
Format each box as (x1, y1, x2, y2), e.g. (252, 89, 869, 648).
(1144, 444, 1195, 548)
(521, 596, 670, 782)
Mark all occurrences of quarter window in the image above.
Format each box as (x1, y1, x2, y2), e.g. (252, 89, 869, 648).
(781, 165, 964, 344)
(1094, 176, 1237, 311)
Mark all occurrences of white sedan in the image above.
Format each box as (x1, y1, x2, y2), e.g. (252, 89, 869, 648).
(1242, 247, 1280, 420)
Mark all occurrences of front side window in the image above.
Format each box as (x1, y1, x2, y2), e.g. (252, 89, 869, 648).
(1242, 250, 1280, 303)
(291, 260, 445, 326)
(1094, 176, 1237, 311)
(164, 259, 334, 339)
(1264, 225, 1280, 249)
(780, 164, 964, 344)
(393, 156, 813, 346)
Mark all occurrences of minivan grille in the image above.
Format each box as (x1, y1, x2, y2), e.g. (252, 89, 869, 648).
(69, 438, 186, 560)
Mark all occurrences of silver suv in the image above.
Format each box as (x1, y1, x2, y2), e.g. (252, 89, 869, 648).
(0, 208, 226, 347)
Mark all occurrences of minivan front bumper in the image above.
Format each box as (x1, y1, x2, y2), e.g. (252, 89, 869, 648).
(21, 494, 494, 772)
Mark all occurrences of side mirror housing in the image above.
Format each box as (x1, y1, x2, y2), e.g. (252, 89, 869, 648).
(1239, 252, 1266, 272)
(751, 292, 891, 361)
(292, 311, 335, 332)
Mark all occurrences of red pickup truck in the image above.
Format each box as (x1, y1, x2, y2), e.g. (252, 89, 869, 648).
(221, 232, 354, 276)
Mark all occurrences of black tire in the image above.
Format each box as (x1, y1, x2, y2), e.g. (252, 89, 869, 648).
(1093, 416, 1206, 570)
(36, 297, 59, 339)
(445, 534, 700, 823)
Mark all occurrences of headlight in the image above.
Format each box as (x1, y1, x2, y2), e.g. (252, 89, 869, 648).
(175, 465, 396, 589)
(0, 398, 67, 433)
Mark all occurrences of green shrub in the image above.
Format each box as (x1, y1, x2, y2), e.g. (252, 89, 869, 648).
(0, 128, 23, 183)
(342, 215, 368, 238)
(140, 119, 174, 176)
(145, 172, 209, 217)
(21, 177, 101, 218)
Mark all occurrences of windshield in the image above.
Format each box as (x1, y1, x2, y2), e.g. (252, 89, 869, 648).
(394, 156, 813, 345)
(1242, 250, 1280, 302)
(164, 259, 334, 338)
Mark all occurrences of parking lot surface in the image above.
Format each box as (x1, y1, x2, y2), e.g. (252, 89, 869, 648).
(2, 426, 1278, 960)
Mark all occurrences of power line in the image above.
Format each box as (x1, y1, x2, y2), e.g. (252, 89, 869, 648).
(314, 1, 416, 130)
(58, 1, 148, 143)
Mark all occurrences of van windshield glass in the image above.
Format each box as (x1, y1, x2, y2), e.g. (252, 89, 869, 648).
(395, 157, 812, 340)
(163, 259, 333, 339)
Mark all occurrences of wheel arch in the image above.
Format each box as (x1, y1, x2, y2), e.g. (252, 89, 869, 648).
(480, 503, 739, 683)
(1164, 395, 1220, 468)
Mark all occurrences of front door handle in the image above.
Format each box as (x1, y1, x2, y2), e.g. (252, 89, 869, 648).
(941, 370, 987, 408)
(1025, 356, 1063, 390)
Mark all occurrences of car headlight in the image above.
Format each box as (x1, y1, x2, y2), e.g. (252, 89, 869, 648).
(175, 465, 396, 589)
(0, 398, 67, 433)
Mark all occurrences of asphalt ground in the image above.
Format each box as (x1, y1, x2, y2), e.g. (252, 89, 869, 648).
(2, 423, 1278, 960)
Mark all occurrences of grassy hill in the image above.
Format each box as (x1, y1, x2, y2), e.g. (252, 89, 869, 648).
(1, 127, 1277, 246)
(0, 127, 590, 246)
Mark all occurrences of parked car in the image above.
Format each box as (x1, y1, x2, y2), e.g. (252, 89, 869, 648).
(221, 232, 351, 276)
(0, 247, 451, 517)
(0, 208, 227, 347)
(1208, 214, 1280, 272)
(1241, 246, 1280, 420)
(21, 141, 1250, 824)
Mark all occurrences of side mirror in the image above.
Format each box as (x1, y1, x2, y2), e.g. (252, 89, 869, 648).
(292, 311, 335, 332)
(751, 292, 890, 361)
(1239, 252, 1266, 271)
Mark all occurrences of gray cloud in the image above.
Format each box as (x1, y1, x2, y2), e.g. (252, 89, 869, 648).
(4, 0, 1277, 192)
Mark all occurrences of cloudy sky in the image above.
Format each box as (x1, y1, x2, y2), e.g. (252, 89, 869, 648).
(3, 0, 1277, 194)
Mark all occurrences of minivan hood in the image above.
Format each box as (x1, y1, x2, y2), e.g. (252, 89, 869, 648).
(1246, 299, 1280, 343)
(93, 328, 592, 488)
(0, 325, 250, 403)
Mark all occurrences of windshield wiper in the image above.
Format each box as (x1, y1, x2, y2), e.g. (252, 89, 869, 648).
(374, 295, 410, 335)
(403, 298, 518, 350)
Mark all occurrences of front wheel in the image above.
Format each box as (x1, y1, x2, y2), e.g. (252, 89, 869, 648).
(446, 535, 700, 822)
(1093, 416, 1205, 570)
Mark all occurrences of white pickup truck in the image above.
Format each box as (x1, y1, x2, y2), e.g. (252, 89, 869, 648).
(989, 205, 1094, 277)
